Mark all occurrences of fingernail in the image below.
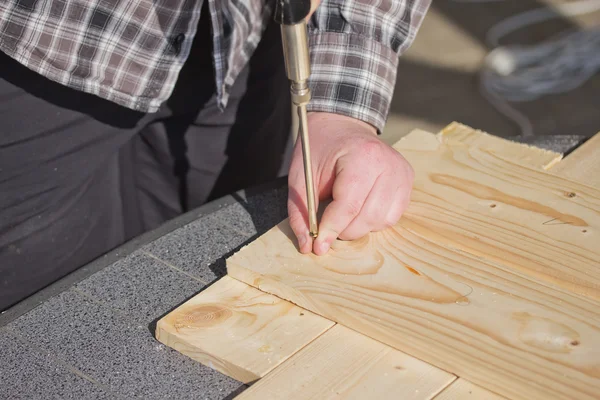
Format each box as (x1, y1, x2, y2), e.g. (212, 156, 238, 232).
(298, 235, 307, 248)
(319, 240, 330, 253)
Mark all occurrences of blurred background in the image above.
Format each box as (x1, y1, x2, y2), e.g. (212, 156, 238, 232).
(380, 0, 600, 145)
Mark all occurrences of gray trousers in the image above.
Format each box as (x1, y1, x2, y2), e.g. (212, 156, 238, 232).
(0, 11, 292, 310)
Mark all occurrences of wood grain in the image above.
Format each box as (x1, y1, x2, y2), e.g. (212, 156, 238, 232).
(235, 324, 456, 400)
(434, 379, 505, 400)
(395, 129, 600, 299)
(227, 219, 600, 399)
(412, 125, 599, 400)
(550, 131, 600, 187)
(438, 122, 563, 170)
(155, 276, 334, 383)
(226, 131, 600, 399)
(432, 124, 572, 400)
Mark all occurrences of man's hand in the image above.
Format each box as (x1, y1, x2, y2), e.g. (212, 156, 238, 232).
(287, 112, 414, 255)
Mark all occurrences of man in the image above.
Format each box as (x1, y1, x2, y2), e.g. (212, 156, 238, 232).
(0, 0, 430, 310)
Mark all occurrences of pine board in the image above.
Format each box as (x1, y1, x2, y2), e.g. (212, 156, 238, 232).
(431, 123, 567, 400)
(155, 276, 334, 383)
(394, 129, 600, 299)
(550, 131, 600, 187)
(227, 217, 600, 399)
(226, 129, 600, 400)
(432, 123, 572, 400)
(154, 123, 600, 399)
(431, 127, 600, 400)
(235, 324, 456, 400)
(438, 122, 563, 170)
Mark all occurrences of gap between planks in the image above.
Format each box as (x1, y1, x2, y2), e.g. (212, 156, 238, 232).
(155, 276, 334, 384)
(155, 272, 460, 398)
(235, 324, 456, 400)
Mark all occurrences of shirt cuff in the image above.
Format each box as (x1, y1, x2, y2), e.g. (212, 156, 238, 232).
(305, 32, 399, 134)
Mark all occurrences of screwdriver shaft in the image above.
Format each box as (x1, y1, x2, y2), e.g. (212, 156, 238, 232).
(297, 104, 318, 238)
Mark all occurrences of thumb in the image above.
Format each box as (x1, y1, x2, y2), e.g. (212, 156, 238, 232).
(313, 166, 373, 255)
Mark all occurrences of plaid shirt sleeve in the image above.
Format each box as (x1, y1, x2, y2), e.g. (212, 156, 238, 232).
(306, 0, 431, 132)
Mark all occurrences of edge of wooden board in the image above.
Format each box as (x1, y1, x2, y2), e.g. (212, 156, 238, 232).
(234, 324, 457, 400)
(549, 130, 600, 186)
(155, 276, 334, 384)
(438, 121, 564, 170)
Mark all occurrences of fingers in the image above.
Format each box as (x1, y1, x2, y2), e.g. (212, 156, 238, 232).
(314, 155, 414, 254)
(384, 163, 414, 226)
(286, 111, 415, 257)
(313, 168, 373, 255)
(338, 174, 396, 241)
(287, 161, 315, 254)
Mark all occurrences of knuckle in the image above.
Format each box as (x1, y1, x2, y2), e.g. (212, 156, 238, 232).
(344, 201, 363, 218)
(384, 213, 400, 227)
(385, 199, 409, 226)
(361, 141, 382, 158)
(376, 209, 395, 229)
(395, 154, 415, 181)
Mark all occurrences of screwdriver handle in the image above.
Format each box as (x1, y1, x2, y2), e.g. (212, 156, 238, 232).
(274, 0, 311, 25)
(275, 0, 319, 239)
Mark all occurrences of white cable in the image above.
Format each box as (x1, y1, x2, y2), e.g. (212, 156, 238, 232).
(486, 1, 600, 47)
(448, 0, 600, 136)
(484, 29, 600, 101)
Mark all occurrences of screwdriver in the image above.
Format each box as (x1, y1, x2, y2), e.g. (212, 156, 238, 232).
(274, 0, 319, 239)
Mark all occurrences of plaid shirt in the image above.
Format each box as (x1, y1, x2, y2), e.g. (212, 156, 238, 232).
(0, 0, 430, 132)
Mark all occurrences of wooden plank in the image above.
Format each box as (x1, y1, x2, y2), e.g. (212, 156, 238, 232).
(155, 276, 334, 383)
(434, 379, 504, 400)
(438, 122, 563, 170)
(394, 129, 600, 299)
(227, 221, 600, 399)
(235, 324, 456, 400)
(550, 131, 600, 186)
(433, 125, 600, 298)
(432, 124, 538, 400)
(438, 123, 600, 187)
(226, 130, 600, 400)
(401, 125, 598, 400)
(433, 124, 589, 400)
